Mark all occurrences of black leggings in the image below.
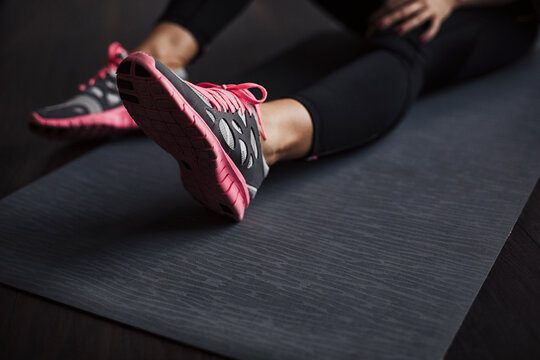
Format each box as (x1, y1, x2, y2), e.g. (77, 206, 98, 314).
(160, 1, 538, 157)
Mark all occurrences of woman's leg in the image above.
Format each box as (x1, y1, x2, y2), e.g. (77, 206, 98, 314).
(259, 3, 538, 162)
(134, 23, 199, 70)
(134, 0, 253, 69)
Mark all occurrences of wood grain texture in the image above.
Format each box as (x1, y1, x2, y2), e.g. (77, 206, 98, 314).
(2, 40, 540, 360)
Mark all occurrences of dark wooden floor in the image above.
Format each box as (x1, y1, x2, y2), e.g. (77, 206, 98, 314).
(1, 0, 540, 358)
(446, 182, 540, 359)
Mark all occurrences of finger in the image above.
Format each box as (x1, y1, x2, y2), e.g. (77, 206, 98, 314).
(368, 0, 411, 26)
(377, 1, 427, 29)
(396, 9, 432, 34)
(420, 18, 442, 42)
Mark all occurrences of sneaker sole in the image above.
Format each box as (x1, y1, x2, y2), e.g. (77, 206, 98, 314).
(29, 106, 139, 140)
(116, 52, 250, 221)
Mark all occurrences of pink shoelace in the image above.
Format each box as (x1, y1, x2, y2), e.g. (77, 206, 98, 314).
(78, 42, 126, 91)
(195, 82, 268, 140)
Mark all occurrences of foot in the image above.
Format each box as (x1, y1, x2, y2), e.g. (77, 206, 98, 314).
(29, 42, 188, 140)
(117, 52, 270, 221)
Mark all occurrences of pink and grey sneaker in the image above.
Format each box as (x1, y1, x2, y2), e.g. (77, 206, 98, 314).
(30, 42, 188, 140)
(29, 42, 136, 139)
(116, 52, 270, 221)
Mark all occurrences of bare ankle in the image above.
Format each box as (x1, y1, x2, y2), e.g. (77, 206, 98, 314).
(134, 22, 199, 69)
(260, 99, 313, 165)
(261, 140, 278, 166)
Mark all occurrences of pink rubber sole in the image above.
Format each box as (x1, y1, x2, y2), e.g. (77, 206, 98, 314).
(29, 106, 139, 140)
(117, 52, 250, 221)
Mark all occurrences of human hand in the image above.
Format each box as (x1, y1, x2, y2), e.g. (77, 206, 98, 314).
(368, 0, 458, 42)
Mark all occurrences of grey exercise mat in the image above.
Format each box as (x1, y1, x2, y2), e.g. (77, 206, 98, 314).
(3, 49, 540, 360)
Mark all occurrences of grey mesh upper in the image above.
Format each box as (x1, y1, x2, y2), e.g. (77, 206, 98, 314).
(36, 64, 188, 120)
(36, 72, 121, 118)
